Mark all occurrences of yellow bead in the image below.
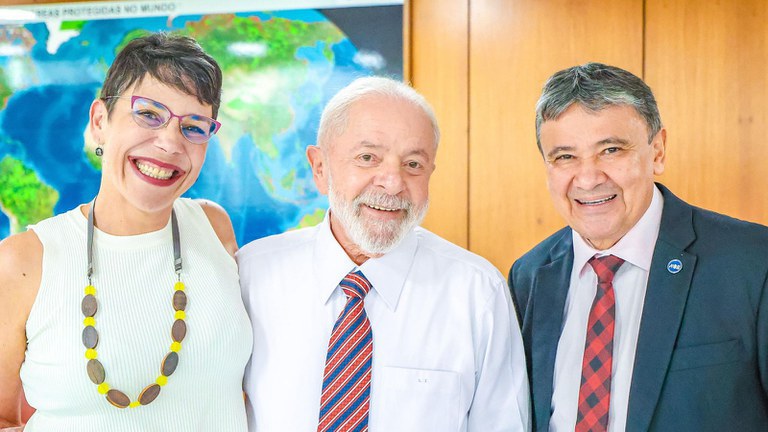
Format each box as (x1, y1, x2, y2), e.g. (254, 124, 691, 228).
(174, 281, 185, 291)
(129, 401, 141, 408)
(83, 317, 96, 327)
(156, 375, 168, 386)
(84, 285, 96, 295)
(97, 383, 110, 394)
(170, 342, 181, 352)
(85, 349, 98, 359)
(174, 310, 186, 320)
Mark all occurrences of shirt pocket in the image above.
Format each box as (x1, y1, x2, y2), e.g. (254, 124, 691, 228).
(668, 338, 744, 371)
(375, 366, 461, 431)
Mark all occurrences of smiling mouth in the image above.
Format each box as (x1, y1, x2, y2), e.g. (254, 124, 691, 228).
(576, 195, 617, 205)
(134, 160, 178, 180)
(364, 203, 401, 212)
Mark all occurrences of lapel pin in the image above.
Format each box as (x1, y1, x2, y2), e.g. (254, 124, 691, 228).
(667, 259, 682, 274)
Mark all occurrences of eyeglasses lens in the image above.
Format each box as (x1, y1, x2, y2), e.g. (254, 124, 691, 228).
(130, 97, 217, 144)
(180, 115, 217, 144)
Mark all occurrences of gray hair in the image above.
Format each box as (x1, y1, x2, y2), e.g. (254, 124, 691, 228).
(317, 76, 440, 148)
(535, 62, 662, 153)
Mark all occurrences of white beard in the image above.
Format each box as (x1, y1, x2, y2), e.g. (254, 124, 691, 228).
(327, 178, 428, 256)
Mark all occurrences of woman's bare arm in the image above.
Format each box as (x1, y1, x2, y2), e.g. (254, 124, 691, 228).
(0, 232, 42, 427)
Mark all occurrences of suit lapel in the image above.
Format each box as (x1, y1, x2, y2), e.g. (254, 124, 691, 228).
(531, 232, 573, 431)
(626, 185, 697, 432)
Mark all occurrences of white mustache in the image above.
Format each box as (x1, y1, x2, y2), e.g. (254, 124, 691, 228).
(354, 190, 411, 211)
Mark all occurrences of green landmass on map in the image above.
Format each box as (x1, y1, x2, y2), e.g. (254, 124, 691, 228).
(0, 68, 11, 109)
(280, 169, 296, 190)
(85, 148, 102, 171)
(185, 14, 343, 70)
(295, 208, 326, 229)
(183, 15, 344, 159)
(0, 155, 59, 233)
(61, 20, 87, 31)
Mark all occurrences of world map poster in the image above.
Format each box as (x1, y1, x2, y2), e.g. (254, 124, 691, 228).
(0, 0, 404, 244)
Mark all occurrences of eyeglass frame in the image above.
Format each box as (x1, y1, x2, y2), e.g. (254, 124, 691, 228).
(102, 95, 222, 144)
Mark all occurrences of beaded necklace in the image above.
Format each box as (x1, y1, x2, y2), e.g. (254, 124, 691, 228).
(81, 201, 188, 408)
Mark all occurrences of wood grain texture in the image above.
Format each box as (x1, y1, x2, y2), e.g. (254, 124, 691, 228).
(645, 0, 768, 224)
(409, 0, 470, 247)
(469, 0, 643, 271)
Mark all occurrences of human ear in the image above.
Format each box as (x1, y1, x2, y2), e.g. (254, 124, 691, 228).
(89, 99, 108, 147)
(306, 145, 329, 195)
(651, 128, 666, 176)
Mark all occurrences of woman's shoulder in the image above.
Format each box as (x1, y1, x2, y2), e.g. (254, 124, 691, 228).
(177, 198, 237, 257)
(0, 230, 43, 277)
(0, 230, 43, 317)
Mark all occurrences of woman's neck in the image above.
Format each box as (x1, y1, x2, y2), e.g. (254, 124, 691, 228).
(81, 196, 173, 236)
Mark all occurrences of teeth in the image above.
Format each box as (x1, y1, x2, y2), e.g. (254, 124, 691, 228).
(135, 161, 175, 180)
(367, 204, 399, 212)
(578, 195, 616, 205)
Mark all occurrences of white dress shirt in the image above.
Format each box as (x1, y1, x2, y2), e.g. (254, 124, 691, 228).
(238, 216, 530, 431)
(550, 186, 664, 432)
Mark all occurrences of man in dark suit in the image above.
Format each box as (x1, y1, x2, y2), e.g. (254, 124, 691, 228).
(509, 63, 768, 432)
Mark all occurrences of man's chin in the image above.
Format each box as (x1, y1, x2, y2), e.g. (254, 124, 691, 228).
(354, 231, 401, 256)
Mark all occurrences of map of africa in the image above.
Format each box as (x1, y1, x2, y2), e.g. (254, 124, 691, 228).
(0, 7, 391, 244)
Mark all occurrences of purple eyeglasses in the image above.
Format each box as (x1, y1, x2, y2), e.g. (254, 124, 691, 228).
(105, 95, 221, 144)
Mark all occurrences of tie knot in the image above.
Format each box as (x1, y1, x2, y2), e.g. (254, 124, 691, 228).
(588, 254, 625, 285)
(340, 270, 371, 299)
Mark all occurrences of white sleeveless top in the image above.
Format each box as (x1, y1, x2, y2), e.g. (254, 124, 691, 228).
(21, 198, 252, 431)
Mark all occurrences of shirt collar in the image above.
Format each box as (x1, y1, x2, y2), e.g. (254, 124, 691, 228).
(313, 212, 418, 311)
(572, 185, 664, 275)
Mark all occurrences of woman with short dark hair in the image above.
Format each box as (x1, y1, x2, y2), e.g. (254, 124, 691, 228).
(0, 33, 251, 431)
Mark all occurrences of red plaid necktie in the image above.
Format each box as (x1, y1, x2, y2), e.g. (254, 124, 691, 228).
(576, 254, 625, 432)
(317, 271, 373, 432)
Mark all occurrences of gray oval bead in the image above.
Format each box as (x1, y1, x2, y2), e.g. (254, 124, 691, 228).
(86, 359, 105, 384)
(173, 290, 187, 311)
(82, 326, 99, 349)
(171, 319, 186, 342)
(161, 351, 179, 376)
(139, 383, 161, 405)
(81, 295, 98, 317)
(106, 389, 130, 408)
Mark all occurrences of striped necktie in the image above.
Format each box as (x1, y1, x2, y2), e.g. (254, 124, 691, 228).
(576, 254, 625, 432)
(317, 270, 373, 432)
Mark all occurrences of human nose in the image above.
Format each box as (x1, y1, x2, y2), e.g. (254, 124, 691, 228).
(154, 116, 186, 153)
(373, 161, 406, 195)
(572, 157, 607, 190)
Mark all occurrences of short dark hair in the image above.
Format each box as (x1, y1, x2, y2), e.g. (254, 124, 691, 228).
(535, 62, 662, 153)
(100, 32, 222, 118)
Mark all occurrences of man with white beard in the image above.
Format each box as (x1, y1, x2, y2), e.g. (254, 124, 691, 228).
(238, 76, 530, 432)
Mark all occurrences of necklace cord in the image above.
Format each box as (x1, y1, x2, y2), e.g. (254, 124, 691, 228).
(84, 199, 186, 408)
(87, 200, 182, 281)
(171, 209, 182, 279)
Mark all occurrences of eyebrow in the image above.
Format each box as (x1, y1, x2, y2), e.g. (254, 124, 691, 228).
(352, 141, 432, 159)
(546, 146, 575, 159)
(405, 149, 431, 159)
(352, 140, 383, 151)
(596, 137, 630, 146)
(546, 137, 631, 159)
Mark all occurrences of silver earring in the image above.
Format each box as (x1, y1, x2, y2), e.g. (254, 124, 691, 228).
(95, 146, 103, 157)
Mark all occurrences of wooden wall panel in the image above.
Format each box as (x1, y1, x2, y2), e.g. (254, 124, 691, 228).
(409, 0, 470, 247)
(645, 0, 768, 224)
(469, 0, 644, 272)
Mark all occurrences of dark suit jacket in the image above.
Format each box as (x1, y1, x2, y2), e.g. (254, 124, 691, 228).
(509, 184, 768, 431)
